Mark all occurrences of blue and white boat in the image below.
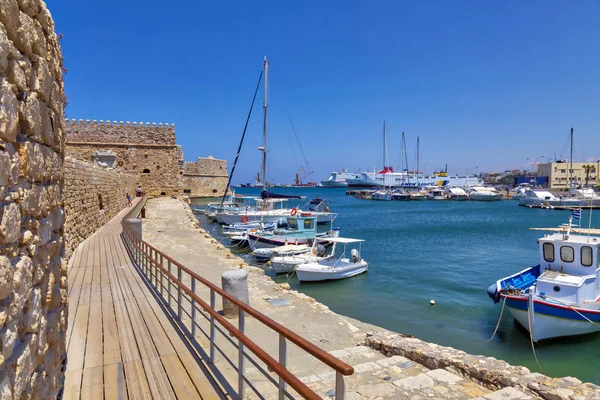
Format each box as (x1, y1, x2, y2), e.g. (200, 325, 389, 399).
(248, 212, 340, 250)
(487, 212, 600, 342)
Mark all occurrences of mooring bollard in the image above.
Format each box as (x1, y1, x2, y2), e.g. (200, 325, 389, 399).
(221, 270, 249, 319)
(127, 218, 142, 240)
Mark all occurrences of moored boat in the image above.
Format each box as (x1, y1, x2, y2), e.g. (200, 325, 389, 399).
(487, 212, 600, 342)
(296, 238, 368, 282)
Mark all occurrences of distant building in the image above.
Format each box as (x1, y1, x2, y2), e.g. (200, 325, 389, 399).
(537, 161, 599, 189)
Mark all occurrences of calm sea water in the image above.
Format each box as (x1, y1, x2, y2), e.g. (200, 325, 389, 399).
(195, 187, 600, 384)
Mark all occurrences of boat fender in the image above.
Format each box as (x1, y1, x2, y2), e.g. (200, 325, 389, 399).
(290, 208, 298, 216)
(487, 284, 500, 303)
(325, 206, 330, 212)
(241, 215, 249, 223)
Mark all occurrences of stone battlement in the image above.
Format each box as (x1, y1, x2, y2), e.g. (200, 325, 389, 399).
(66, 119, 175, 129)
(65, 117, 176, 146)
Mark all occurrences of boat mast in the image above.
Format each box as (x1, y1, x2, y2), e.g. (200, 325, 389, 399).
(416, 136, 420, 185)
(569, 127, 573, 196)
(262, 56, 269, 188)
(383, 121, 388, 190)
(401, 131, 407, 184)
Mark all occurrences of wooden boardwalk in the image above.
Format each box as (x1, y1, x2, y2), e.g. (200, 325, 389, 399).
(63, 201, 226, 399)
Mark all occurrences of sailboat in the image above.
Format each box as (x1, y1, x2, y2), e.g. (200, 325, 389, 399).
(219, 57, 338, 225)
(371, 121, 393, 201)
(391, 131, 412, 201)
(410, 137, 427, 200)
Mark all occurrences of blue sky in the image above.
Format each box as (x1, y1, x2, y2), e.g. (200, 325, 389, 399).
(49, 1, 600, 184)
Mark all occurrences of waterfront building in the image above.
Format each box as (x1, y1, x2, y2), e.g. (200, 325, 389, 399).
(537, 161, 600, 189)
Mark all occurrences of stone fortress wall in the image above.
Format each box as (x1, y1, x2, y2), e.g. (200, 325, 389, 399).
(0, 1, 68, 398)
(66, 120, 229, 198)
(181, 156, 229, 197)
(63, 157, 136, 257)
(65, 119, 182, 197)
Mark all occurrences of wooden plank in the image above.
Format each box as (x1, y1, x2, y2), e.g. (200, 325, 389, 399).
(67, 304, 90, 372)
(102, 300, 121, 366)
(83, 301, 103, 369)
(103, 363, 127, 400)
(178, 351, 225, 400)
(123, 360, 152, 400)
(160, 354, 202, 400)
(136, 300, 176, 357)
(81, 365, 103, 400)
(63, 369, 83, 400)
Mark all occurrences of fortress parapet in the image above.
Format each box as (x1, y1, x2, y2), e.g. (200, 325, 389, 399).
(65, 118, 175, 145)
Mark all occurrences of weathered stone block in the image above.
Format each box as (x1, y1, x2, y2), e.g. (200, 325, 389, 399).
(0, 202, 21, 243)
(0, 23, 9, 73)
(0, 77, 19, 142)
(0, 256, 14, 299)
(13, 11, 35, 57)
(0, 320, 18, 363)
(0, 150, 11, 186)
(0, 1, 20, 41)
(31, 56, 52, 102)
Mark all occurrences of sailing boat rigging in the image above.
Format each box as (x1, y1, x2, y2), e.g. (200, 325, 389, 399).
(371, 121, 393, 201)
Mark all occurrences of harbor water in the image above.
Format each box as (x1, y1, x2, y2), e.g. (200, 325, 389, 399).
(195, 187, 600, 385)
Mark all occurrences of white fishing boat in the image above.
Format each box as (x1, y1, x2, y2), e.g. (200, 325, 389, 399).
(270, 242, 332, 274)
(574, 188, 600, 207)
(320, 169, 360, 188)
(252, 244, 311, 261)
(445, 187, 468, 201)
(371, 190, 393, 201)
(487, 210, 600, 342)
(468, 186, 504, 201)
(295, 238, 368, 282)
(426, 188, 446, 200)
(248, 212, 339, 250)
(519, 190, 584, 208)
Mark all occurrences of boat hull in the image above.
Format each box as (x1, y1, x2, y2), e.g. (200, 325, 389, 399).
(503, 296, 600, 342)
(296, 260, 368, 282)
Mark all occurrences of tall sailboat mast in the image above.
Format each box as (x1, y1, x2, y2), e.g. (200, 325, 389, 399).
(401, 131, 407, 183)
(383, 121, 387, 170)
(569, 127, 574, 196)
(261, 56, 269, 188)
(416, 136, 420, 185)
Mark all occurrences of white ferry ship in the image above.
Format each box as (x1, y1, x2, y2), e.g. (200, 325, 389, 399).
(319, 169, 360, 188)
(346, 168, 483, 189)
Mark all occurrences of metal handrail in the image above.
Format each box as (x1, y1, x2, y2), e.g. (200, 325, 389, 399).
(120, 197, 353, 399)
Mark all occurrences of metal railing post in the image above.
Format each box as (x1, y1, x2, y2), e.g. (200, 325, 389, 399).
(278, 334, 287, 400)
(177, 268, 183, 320)
(238, 308, 246, 398)
(335, 372, 345, 400)
(209, 288, 216, 363)
(191, 277, 197, 337)
(168, 260, 172, 307)
(160, 253, 165, 296)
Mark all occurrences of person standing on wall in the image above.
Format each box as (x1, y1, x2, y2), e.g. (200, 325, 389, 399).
(126, 192, 132, 206)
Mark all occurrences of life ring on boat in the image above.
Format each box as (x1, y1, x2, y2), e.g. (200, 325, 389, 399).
(241, 215, 249, 223)
(290, 208, 298, 216)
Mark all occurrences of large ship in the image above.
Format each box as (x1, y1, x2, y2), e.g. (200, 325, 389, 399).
(319, 169, 360, 188)
(346, 169, 483, 189)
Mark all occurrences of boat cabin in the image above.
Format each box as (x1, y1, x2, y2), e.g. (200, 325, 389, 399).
(536, 232, 600, 305)
(283, 212, 317, 233)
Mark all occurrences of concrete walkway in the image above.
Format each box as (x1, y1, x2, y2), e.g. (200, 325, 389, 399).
(64, 199, 225, 399)
(142, 197, 539, 399)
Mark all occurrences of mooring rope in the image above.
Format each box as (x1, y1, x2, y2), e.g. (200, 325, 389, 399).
(526, 296, 544, 373)
(487, 295, 507, 342)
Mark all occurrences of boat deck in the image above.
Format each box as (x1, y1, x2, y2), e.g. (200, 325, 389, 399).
(63, 200, 225, 399)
